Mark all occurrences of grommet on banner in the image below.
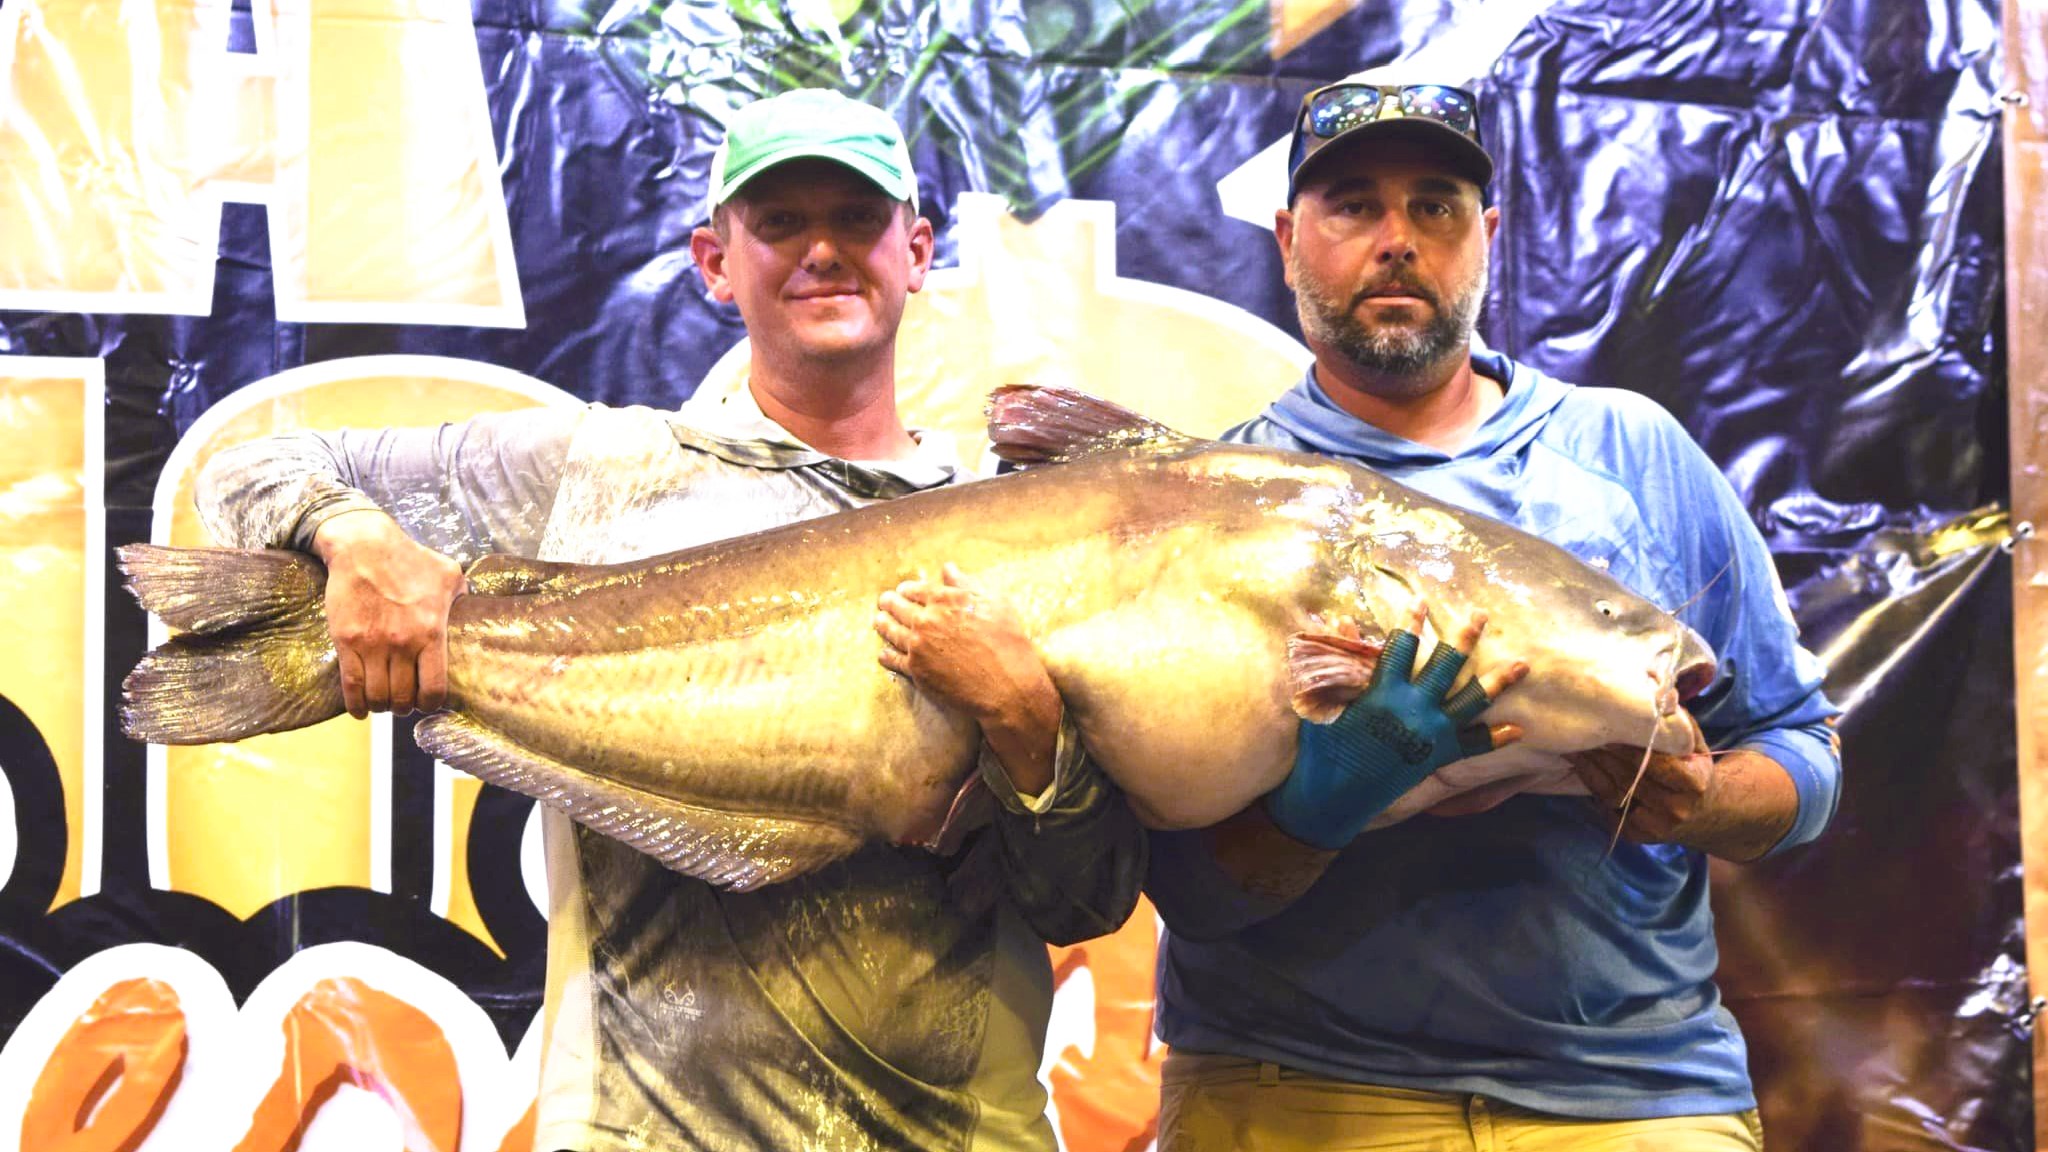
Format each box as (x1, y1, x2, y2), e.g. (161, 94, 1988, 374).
(1999, 89, 2031, 108)
(2001, 521, 2035, 554)
(2012, 995, 2048, 1036)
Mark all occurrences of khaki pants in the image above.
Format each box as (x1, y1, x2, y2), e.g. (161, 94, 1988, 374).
(1158, 1052, 1765, 1152)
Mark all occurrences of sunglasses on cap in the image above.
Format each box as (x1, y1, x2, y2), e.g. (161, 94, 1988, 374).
(1303, 83, 1478, 138)
(1288, 82, 1492, 197)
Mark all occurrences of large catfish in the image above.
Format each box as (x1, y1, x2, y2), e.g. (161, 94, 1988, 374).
(121, 386, 1715, 889)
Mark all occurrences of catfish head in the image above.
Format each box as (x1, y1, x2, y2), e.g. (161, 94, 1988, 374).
(1471, 569, 1717, 760)
(1322, 481, 1718, 765)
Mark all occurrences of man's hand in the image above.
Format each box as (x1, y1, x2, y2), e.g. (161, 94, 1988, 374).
(312, 509, 466, 718)
(1566, 711, 1712, 844)
(1265, 606, 1526, 851)
(1566, 711, 1798, 860)
(875, 563, 1061, 795)
(1198, 605, 1524, 905)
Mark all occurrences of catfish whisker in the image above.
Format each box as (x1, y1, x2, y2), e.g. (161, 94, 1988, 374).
(1604, 738, 1660, 860)
(1664, 558, 1734, 621)
(1607, 626, 1689, 861)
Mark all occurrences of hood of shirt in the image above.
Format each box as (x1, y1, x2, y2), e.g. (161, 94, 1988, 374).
(1259, 349, 1574, 469)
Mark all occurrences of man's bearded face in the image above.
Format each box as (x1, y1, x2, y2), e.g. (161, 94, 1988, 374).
(1287, 231, 1487, 394)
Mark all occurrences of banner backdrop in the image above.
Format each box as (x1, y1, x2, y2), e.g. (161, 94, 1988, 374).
(0, 0, 2018, 1149)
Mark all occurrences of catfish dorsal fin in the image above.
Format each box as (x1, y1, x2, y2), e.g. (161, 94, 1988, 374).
(986, 385, 1189, 465)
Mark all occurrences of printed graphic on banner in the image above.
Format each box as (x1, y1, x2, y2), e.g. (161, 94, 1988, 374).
(1218, 0, 1564, 225)
(593, 0, 1283, 214)
(0, 943, 540, 1152)
(0, 358, 103, 911)
(0, 0, 523, 325)
(1045, 902, 1168, 1152)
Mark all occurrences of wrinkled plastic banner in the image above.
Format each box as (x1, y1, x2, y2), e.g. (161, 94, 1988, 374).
(0, 0, 2017, 1149)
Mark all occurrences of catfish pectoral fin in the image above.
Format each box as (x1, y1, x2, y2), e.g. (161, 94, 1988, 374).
(1285, 630, 1385, 723)
(417, 713, 863, 890)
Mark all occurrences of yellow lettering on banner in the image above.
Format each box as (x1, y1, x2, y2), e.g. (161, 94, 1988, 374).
(155, 358, 573, 935)
(276, 0, 522, 322)
(0, 358, 104, 910)
(494, 1099, 537, 1152)
(0, 1, 225, 310)
(0, 0, 523, 326)
(440, 774, 494, 953)
(0, 944, 539, 1151)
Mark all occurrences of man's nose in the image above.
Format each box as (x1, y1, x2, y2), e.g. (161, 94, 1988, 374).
(1372, 215, 1418, 265)
(800, 232, 843, 273)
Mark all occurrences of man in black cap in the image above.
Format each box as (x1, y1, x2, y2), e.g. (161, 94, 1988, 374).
(1143, 79, 1841, 1149)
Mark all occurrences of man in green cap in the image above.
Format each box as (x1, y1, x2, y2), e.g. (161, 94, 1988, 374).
(195, 87, 1144, 1151)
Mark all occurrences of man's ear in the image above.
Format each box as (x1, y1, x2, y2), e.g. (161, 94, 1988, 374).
(905, 213, 936, 293)
(1274, 208, 1296, 290)
(1483, 204, 1500, 247)
(691, 226, 733, 303)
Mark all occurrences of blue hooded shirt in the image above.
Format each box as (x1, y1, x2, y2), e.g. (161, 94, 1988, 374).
(1147, 350, 1840, 1118)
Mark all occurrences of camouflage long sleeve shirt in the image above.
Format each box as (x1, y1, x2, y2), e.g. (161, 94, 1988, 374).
(196, 389, 1145, 1152)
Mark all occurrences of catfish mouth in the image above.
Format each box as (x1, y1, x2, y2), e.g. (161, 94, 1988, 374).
(1674, 659, 1715, 703)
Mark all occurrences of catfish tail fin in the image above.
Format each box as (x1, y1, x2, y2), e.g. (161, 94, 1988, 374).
(118, 544, 344, 744)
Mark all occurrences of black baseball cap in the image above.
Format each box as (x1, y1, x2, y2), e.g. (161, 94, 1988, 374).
(1287, 82, 1492, 201)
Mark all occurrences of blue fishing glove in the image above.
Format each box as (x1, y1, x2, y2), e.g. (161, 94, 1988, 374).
(1265, 630, 1496, 850)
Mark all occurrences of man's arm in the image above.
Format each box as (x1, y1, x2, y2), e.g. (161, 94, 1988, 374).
(875, 565, 1144, 943)
(196, 408, 578, 561)
(1144, 816, 1333, 943)
(196, 407, 583, 714)
(979, 715, 1146, 945)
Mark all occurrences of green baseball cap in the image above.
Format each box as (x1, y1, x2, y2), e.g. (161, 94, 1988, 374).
(706, 89, 919, 213)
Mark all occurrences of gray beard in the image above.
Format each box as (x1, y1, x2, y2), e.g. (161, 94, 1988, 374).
(1291, 255, 1487, 396)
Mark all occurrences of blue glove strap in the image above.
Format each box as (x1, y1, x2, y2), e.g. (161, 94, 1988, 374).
(1265, 631, 1491, 850)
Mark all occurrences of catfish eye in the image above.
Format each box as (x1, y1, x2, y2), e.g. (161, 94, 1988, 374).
(1594, 599, 1618, 619)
